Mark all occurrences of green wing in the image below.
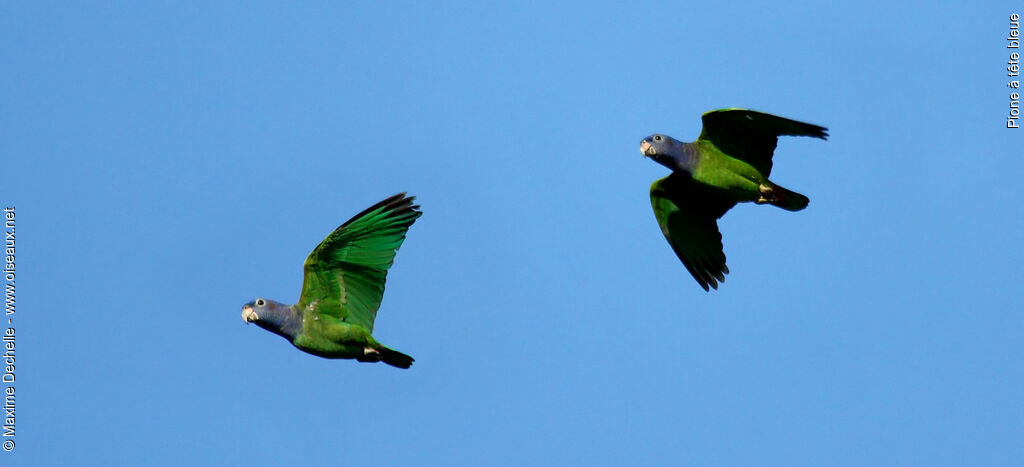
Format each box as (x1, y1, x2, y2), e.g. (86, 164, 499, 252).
(651, 173, 736, 291)
(298, 193, 422, 332)
(698, 108, 828, 176)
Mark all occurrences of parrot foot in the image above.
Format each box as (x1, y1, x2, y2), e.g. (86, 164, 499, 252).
(756, 184, 774, 204)
(357, 347, 383, 363)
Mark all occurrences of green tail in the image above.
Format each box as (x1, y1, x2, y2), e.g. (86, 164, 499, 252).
(768, 184, 809, 211)
(380, 346, 414, 369)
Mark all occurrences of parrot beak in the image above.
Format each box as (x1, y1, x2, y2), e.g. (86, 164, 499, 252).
(640, 140, 653, 157)
(241, 305, 258, 323)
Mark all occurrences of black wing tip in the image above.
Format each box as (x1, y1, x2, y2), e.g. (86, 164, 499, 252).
(379, 192, 423, 218)
(342, 192, 423, 228)
(707, 108, 830, 140)
(778, 119, 828, 140)
(805, 124, 829, 141)
(681, 258, 728, 292)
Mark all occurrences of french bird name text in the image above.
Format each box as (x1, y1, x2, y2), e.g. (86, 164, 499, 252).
(1010, 13, 1021, 128)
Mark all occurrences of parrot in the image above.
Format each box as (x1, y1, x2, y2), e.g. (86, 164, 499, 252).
(241, 193, 421, 368)
(640, 109, 827, 291)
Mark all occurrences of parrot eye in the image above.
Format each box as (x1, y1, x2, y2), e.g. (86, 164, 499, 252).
(654, 135, 662, 141)
(256, 299, 266, 307)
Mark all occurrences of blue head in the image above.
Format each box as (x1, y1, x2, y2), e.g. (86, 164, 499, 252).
(241, 298, 302, 341)
(640, 134, 694, 172)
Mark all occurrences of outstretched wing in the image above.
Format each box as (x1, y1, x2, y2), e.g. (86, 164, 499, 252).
(698, 108, 828, 176)
(298, 193, 422, 332)
(650, 174, 736, 291)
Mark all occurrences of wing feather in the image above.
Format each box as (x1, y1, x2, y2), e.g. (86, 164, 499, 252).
(298, 193, 422, 332)
(699, 108, 828, 176)
(650, 174, 735, 291)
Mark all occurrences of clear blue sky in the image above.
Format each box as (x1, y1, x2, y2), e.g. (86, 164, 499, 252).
(4, 2, 1022, 465)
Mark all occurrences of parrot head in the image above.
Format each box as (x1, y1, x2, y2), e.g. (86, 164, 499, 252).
(640, 134, 681, 158)
(241, 298, 288, 324)
(242, 298, 302, 341)
(641, 133, 693, 173)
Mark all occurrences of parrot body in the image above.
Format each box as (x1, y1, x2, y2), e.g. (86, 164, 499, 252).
(641, 109, 827, 290)
(242, 193, 420, 368)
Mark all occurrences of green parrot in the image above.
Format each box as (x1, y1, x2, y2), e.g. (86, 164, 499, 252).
(242, 193, 421, 368)
(640, 109, 828, 291)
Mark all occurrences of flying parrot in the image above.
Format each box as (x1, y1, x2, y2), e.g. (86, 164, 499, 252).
(640, 109, 828, 291)
(241, 193, 421, 368)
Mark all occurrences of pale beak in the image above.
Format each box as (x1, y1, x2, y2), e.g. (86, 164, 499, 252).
(640, 140, 653, 157)
(241, 306, 258, 323)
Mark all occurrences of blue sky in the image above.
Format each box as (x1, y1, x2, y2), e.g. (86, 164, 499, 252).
(4, 2, 1022, 465)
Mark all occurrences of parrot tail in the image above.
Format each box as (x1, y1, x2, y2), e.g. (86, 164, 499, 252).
(379, 346, 414, 369)
(760, 183, 809, 212)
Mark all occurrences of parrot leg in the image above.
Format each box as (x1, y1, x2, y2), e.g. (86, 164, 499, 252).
(755, 184, 774, 204)
(756, 182, 809, 211)
(357, 347, 383, 363)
